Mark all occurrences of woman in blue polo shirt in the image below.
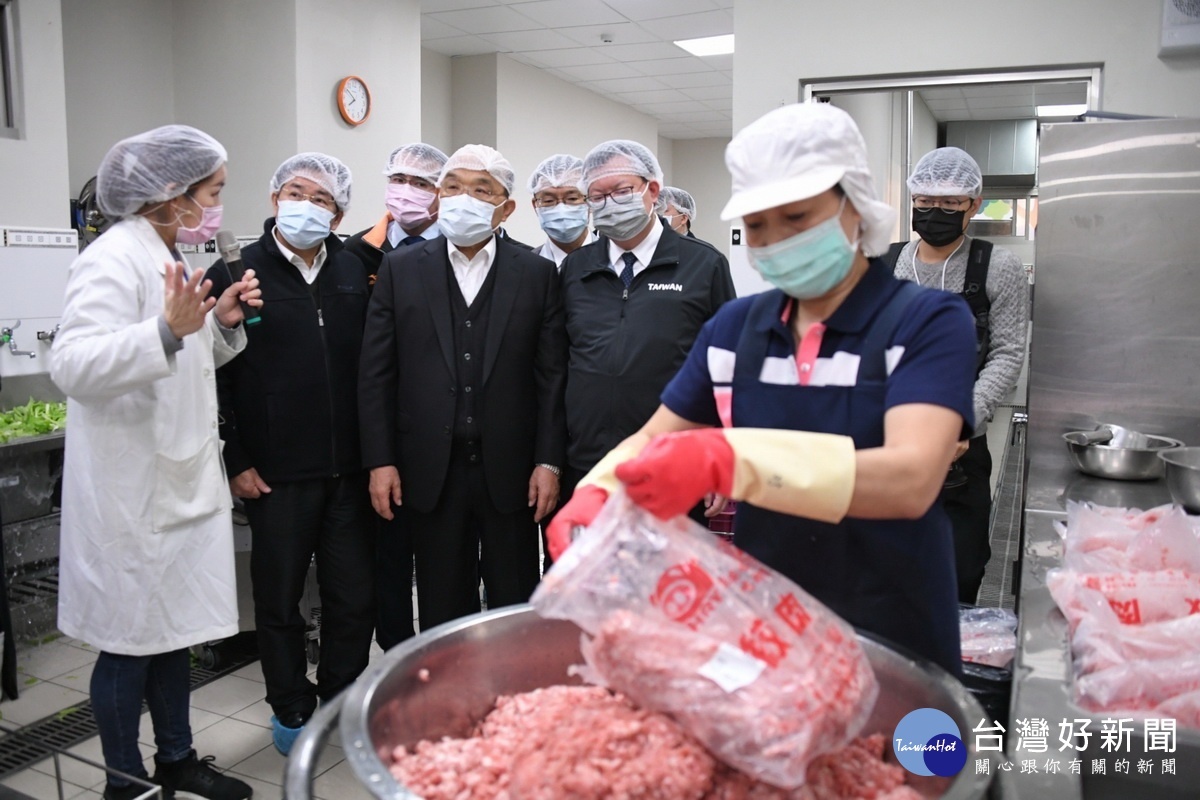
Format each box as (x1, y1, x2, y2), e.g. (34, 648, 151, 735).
(548, 103, 977, 676)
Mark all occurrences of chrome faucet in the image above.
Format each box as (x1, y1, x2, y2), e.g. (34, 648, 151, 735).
(37, 324, 60, 344)
(1, 320, 37, 358)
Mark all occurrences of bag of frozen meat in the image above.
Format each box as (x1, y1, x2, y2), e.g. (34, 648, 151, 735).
(531, 492, 879, 790)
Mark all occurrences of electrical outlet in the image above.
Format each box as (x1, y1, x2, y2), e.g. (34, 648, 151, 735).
(730, 227, 742, 246)
(3, 228, 79, 248)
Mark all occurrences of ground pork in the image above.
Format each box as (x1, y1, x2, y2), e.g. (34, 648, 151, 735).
(582, 610, 876, 789)
(388, 687, 917, 800)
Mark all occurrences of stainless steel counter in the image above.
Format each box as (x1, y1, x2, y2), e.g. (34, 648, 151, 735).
(1008, 452, 1200, 799)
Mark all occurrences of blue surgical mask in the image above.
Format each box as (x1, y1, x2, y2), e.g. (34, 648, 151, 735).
(536, 203, 590, 244)
(439, 194, 500, 247)
(748, 199, 859, 300)
(276, 200, 335, 250)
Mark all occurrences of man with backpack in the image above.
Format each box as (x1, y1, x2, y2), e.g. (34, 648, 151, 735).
(889, 146, 1029, 604)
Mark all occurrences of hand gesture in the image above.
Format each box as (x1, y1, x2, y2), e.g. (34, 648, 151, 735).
(163, 261, 215, 339)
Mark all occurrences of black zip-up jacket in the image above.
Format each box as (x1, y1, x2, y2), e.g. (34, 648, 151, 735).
(559, 223, 736, 471)
(212, 220, 371, 483)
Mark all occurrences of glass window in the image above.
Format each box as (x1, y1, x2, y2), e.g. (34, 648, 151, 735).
(967, 198, 1033, 238)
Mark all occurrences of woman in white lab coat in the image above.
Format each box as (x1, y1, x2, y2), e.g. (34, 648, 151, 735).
(49, 125, 259, 800)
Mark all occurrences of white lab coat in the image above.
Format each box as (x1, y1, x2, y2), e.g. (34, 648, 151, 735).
(49, 216, 246, 655)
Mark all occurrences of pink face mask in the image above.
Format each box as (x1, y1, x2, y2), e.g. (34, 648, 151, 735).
(385, 183, 437, 230)
(175, 196, 224, 245)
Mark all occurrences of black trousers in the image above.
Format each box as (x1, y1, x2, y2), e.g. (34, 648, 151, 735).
(374, 513, 415, 652)
(405, 444, 541, 630)
(941, 435, 993, 604)
(243, 474, 376, 719)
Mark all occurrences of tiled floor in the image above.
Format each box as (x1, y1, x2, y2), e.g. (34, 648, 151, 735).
(0, 632, 390, 800)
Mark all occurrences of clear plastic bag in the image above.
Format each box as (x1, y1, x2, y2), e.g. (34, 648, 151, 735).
(959, 607, 1017, 668)
(531, 493, 878, 790)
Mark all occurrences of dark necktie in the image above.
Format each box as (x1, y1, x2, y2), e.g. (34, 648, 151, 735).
(400, 235, 424, 247)
(620, 251, 637, 288)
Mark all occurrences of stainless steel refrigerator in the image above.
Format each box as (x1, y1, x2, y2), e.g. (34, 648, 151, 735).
(1010, 117, 1200, 799)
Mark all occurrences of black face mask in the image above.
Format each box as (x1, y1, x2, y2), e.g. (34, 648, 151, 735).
(912, 207, 967, 247)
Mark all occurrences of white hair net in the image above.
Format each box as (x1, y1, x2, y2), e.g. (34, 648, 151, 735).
(582, 140, 663, 189)
(96, 125, 227, 219)
(721, 103, 896, 257)
(382, 143, 448, 182)
(441, 144, 515, 196)
(662, 187, 697, 218)
(271, 152, 353, 211)
(528, 154, 584, 194)
(907, 146, 983, 197)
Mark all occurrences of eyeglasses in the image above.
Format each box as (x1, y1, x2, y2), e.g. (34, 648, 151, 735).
(585, 181, 647, 210)
(912, 196, 973, 212)
(388, 174, 436, 192)
(440, 178, 504, 203)
(533, 192, 587, 208)
(279, 185, 337, 212)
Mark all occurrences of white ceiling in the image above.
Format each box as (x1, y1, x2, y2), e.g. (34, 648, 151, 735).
(421, 0, 736, 140)
(421, 1, 1091, 139)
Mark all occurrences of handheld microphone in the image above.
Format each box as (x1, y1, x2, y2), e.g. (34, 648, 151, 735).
(215, 230, 262, 327)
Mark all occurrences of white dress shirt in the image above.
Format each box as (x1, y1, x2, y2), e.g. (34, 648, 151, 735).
(273, 228, 328, 284)
(447, 235, 497, 306)
(537, 231, 598, 270)
(606, 215, 663, 279)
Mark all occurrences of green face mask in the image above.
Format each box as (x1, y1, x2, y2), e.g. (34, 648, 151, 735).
(748, 199, 858, 299)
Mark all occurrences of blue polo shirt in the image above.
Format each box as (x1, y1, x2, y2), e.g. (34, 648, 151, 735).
(660, 260, 977, 675)
(662, 262, 976, 441)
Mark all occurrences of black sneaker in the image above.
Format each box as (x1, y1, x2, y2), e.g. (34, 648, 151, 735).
(153, 751, 252, 800)
(103, 780, 175, 800)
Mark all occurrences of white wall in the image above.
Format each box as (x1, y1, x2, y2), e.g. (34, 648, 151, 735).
(62, 0, 174, 195)
(170, 0, 297, 236)
(735, 0, 1200, 131)
(421, 49, 453, 152)
(0, 0, 70, 227)
(830, 93, 903, 244)
(451, 54, 498, 152)
(294, 0, 422, 235)
(671, 137, 733, 258)
(493, 54, 660, 246)
(656, 135, 675, 184)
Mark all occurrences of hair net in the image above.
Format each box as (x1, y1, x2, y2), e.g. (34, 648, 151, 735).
(527, 154, 585, 194)
(270, 152, 353, 211)
(382, 143, 448, 182)
(96, 125, 227, 219)
(721, 103, 896, 257)
(582, 140, 663, 189)
(440, 144, 516, 196)
(907, 146, 983, 198)
(662, 187, 697, 218)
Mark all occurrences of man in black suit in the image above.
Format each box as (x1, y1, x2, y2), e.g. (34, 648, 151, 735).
(358, 144, 567, 629)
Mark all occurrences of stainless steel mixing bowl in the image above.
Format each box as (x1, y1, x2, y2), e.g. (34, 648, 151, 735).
(286, 604, 993, 799)
(1160, 447, 1200, 513)
(1063, 427, 1184, 480)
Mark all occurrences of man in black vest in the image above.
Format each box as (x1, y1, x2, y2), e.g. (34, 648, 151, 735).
(212, 153, 374, 756)
(891, 147, 1029, 604)
(358, 144, 566, 629)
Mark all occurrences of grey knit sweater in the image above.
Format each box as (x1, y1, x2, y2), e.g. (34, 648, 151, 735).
(893, 237, 1029, 437)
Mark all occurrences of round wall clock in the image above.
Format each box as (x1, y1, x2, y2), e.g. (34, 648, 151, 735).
(337, 76, 371, 126)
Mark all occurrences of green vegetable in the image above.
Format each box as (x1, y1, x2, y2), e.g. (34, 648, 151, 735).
(0, 399, 67, 443)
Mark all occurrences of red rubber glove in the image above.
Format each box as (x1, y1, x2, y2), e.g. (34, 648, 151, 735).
(615, 429, 735, 520)
(546, 484, 609, 560)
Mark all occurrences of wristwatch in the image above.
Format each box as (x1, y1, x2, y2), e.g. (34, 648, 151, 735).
(536, 463, 562, 477)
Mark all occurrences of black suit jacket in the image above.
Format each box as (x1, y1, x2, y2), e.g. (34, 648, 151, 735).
(358, 235, 567, 514)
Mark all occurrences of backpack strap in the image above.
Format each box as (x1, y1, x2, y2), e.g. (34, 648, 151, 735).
(963, 238, 993, 374)
(879, 241, 909, 272)
(856, 280, 925, 384)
